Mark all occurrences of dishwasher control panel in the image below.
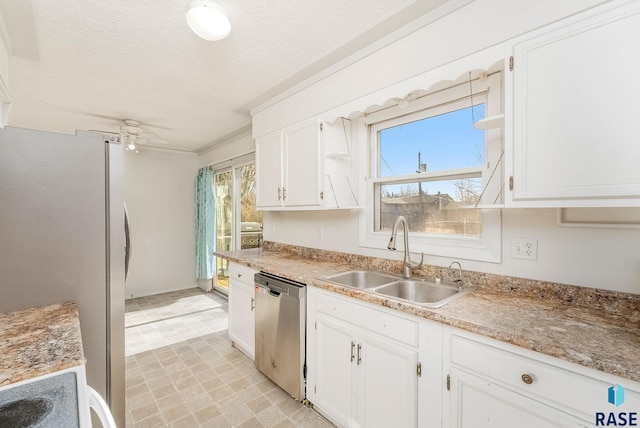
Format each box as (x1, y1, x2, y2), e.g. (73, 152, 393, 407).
(265, 281, 291, 295)
(254, 272, 306, 299)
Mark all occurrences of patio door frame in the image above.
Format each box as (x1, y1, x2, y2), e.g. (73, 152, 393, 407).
(213, 154, 256, 294)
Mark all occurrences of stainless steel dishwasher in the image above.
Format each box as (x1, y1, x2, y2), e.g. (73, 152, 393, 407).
(254, 272, 306, 401)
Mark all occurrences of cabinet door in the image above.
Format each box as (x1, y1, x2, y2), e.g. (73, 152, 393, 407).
(505, 0, 640, 207)
(448, 368, 583, 428)
(255, 132, 283, 209)
(228, 283, 255, 358)
(282, 119, 322, 207)
(358, 331, 418, 428)
(229, 263, 256, 359)
(312, 314, 356, 428)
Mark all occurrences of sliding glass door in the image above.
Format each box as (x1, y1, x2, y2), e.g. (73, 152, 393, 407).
(214, 162, 262, 294)
(215, 171, 232, 292)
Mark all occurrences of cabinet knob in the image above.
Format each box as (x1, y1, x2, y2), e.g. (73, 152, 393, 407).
(521, 374, 533, 385)
(237, 273, 242, 278)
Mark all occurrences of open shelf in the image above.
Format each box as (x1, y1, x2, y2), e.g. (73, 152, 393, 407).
(326, 152, 351, 159)
(459, 204, 505, 209)
(473, 114, 504, 130)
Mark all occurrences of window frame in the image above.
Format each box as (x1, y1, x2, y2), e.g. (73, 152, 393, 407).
(358, 73, 503, 263)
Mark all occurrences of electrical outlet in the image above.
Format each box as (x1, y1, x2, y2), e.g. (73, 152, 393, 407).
(317, 227, 324, 238)
(511, 238, 538, 260)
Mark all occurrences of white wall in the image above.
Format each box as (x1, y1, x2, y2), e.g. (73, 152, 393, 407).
(258, 0, 640, 295)
(252, 0, 608, 137)
(264, 208, 640, 294)
(124, 148, 199, 298)
(198, 131, 253, 167)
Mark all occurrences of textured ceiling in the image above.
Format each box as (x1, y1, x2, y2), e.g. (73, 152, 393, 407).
(1, 0, 449, 152)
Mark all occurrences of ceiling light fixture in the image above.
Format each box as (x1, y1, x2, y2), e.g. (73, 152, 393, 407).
(126, 135, 137, 151)
(186, 0, 231, 41)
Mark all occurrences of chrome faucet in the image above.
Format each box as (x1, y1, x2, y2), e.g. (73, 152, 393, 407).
(448, 261, 463, 285)
(387, 216, 424, 278)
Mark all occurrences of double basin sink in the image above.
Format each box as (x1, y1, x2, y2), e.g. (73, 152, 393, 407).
(325, 270, 471, 308)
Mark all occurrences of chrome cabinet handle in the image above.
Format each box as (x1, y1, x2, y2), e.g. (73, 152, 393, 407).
(351, 341, 355, 362)
(278, 187, 282, 200)
(521, 374, 533, 384)
(250, 297, 255, 311)
(283, 187, 287, 200)
(357, 344, 362, 365)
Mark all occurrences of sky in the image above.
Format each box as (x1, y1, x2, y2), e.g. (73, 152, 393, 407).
(380, 104, 485, 175)
(378, 104, 485, 199)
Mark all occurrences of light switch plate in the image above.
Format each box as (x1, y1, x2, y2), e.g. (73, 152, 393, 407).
(511, 238, 538, 260)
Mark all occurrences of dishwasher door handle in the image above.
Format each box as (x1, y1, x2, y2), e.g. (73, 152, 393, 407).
(268, 289, 281, 297)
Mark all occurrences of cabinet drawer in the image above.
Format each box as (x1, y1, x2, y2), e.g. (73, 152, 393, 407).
(315, 290, 418, 348)
(229, 263, 258, 286)
(449, 332, 640, 421)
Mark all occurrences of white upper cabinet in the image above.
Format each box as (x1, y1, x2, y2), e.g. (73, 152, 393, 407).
(504, 0, 640, 207)
(283, 119, 323, 208)
(255, 116, 358, 211)
(256, 118, 322, 209)
(255, 131, 284, 209)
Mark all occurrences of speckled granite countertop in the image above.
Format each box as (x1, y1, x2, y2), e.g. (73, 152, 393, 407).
(0, 302, 85, 388)
(217, 245, 640, 384)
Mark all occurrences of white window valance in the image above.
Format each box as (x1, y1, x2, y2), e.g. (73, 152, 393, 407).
(322, 45, 504, 124)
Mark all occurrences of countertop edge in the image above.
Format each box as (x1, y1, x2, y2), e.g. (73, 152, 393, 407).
(217, 250, 640, 384)
(0, 301, 85, 387)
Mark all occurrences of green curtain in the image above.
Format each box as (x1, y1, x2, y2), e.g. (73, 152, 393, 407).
(195, 166, 215, 279)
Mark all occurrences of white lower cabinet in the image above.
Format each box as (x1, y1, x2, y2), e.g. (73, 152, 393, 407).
(446, 366, 581, 428)
(443, 327, 640, 428)
(308, 288, 640, 428)
(307, 287, 442, 428)
(228, 262, 258, 359)
(312, 314, 356, 426)
(357, 330, 418, 428)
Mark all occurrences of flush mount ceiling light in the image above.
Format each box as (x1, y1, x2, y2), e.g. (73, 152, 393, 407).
(186, 0, 231, 41)
(126, 135, 139, 153)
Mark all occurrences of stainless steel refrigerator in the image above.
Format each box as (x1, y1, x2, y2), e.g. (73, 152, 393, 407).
(0, 126, 125, 426)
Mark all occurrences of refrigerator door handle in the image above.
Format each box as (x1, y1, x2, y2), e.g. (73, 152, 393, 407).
(124, 203, 131, 280)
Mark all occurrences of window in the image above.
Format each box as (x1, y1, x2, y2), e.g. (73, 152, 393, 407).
(360, 73, 502, 262)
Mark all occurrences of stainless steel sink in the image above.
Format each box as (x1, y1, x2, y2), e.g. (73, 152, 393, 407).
(325, 270, 399, 289)
(325, 270, 472, 308)
(372, 279, 471, 308)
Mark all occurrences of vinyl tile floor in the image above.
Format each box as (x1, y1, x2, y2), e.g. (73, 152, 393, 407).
(125, 288, 334, 428)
